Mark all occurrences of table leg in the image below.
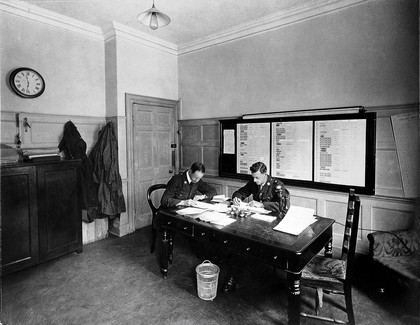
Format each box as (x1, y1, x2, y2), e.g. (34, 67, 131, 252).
(168, 232, 173, 264)
(287, 272, 301, 325)
(324, 239, 333, 258)
(161, 229, 169, 278)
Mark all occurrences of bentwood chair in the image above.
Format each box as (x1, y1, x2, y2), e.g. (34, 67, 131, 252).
(147, 184, 167, 253)
(301, 189, 361, 325)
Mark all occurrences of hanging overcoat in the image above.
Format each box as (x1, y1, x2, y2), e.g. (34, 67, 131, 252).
(89, 121, 126, 218)
(58, 120, 99, 222)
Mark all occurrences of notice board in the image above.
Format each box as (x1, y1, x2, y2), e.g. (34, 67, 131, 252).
(220, 112, 376, 194)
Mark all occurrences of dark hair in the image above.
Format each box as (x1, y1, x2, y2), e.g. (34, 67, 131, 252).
(250, 161, 267, 174)
(190, 162, 205, 173)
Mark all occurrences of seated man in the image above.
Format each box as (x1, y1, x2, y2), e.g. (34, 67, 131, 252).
(160, 162, 217, 260)
(223, 161, 290, 293)
(160, 162, 216, 208)
(232, 161, 290, 214)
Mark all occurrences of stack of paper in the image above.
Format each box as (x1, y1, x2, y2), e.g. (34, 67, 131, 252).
(176, 207, 206, 215)
(193, 201, 229, 213)
(194, 211, 236, 226)
(211, 194, 229, 202)
(273, 206, 317, 235)
(237, 202, 271, 214)
(251, 214, 277, 222)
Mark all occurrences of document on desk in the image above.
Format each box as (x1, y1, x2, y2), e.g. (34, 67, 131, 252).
(273, 205, 317, 235)
(193, 201, 230, 213)
(176, 207, 207, 215)
(238, 202, 271, 214)
(194, 211, 236, 226)
(251, 214, 277, 222)
(211, 194, 230, 202)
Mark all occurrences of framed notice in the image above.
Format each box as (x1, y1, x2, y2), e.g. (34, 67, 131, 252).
(314, 119, 366, 187)
(271, 121, 312, 181)
(237, 123, 270, 175)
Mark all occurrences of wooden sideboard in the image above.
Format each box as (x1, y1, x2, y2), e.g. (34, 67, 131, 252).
(1, 160, 83, 275)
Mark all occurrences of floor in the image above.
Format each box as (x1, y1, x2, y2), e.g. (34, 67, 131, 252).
(2, 226, 419, 325)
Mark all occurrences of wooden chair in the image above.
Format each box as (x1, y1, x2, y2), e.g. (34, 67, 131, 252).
(301, 189, 361, 325)
(147, 184, 167, 253)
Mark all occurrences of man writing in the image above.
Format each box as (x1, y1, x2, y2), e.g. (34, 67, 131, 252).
(160, 162, 216, 208)
(232, 161, 290, 214)
(222, 161, 290, 293)
(160, 162, 216, 261)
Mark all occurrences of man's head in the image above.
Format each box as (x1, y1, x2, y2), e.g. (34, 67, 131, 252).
(250, 161, 268, 186)
(189, 162, 206, 183)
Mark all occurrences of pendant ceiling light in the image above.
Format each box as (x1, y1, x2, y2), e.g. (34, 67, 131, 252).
(137, 1, 171, 30)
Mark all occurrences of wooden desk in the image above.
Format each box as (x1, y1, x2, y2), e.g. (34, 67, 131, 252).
(158, 207, 334, 325)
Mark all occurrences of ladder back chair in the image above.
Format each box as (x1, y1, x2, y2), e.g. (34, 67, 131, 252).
(301, 189, 361, 325)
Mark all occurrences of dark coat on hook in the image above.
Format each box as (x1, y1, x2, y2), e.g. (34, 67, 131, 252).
(89, 121, 126, 219)
(58, 120, 99, 222)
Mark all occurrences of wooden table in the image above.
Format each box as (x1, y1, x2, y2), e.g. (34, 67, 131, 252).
(158, 207, 334, 325)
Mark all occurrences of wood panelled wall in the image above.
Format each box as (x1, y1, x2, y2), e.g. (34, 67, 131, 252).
(1, 111, 108, 244)
(178, 104, 419, 254)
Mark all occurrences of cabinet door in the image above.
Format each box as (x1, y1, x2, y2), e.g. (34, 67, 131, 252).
(37, 162, 82, 262)
(1, 166, 38, 275)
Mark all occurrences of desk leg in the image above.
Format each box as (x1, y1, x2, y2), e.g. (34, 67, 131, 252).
(161, 229, 169, 279)
(287, 272, 301, 325)
(324, 239, 333, 258)
(168, 232, 173, 264)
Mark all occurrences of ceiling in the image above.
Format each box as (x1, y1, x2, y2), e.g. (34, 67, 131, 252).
(19, 0, 310, 45)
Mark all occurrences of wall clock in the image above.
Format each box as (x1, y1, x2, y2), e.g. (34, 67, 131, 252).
(9, 67, 45, 98)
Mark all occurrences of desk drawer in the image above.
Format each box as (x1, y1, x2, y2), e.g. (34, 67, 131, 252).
(194, 224, 217, 242)
(164, 219, 193, 236)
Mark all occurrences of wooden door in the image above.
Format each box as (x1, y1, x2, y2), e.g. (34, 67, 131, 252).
(129, 97, 178, 229)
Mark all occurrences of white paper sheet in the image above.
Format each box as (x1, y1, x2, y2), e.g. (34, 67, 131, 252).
(176, 207, 207, 215)
(237, 202, 271, 214)
(195, 211, 236, 226)
(251, 214, 277, 222)
(273, 205, 317, 235)
(211, 194, 229, 202)
(391, 112, 419, 198)
(193, 201, 229, 213)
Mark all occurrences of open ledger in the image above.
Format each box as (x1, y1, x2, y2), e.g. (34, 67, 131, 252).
(273, 205, 317, 235)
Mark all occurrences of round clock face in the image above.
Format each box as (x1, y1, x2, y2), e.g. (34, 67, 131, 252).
(9, 68, 45, 98)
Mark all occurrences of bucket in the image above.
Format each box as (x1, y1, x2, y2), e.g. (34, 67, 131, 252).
(195, 260, 220, 301)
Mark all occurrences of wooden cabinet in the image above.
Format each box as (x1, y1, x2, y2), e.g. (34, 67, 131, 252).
(1, 160, 82, 275)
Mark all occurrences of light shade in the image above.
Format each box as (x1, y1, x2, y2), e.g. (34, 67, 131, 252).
(137, 2, 170, 30)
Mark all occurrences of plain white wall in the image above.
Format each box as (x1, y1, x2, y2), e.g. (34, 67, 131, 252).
(115, 37, 178, 117)
(1, 13, 106, 117)
(178, 0, 419, 120)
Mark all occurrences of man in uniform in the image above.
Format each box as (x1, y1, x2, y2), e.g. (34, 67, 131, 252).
(232, 161, 290, 213)
(223, 161, 290, 293)
(160, 162, 216, 208)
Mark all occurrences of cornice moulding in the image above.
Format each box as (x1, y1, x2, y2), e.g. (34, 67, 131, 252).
(1, 0, 371, 56)
(103, 21, 178, 56)
(0, 0, 103, 40)
(178, 0, 371, 55)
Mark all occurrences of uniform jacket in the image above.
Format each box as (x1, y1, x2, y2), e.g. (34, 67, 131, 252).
(232, 175, 290, 213)
(160, 171, 217, 208)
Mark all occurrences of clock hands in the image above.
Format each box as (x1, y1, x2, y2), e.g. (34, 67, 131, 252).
(25, 74, 29, 92)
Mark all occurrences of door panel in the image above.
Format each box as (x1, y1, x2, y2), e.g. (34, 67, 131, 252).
(132, 103, 176, 229)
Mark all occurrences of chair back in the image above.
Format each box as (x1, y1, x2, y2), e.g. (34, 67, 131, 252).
(341, 189, 361, 281)
(147, 184, 167, 214)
